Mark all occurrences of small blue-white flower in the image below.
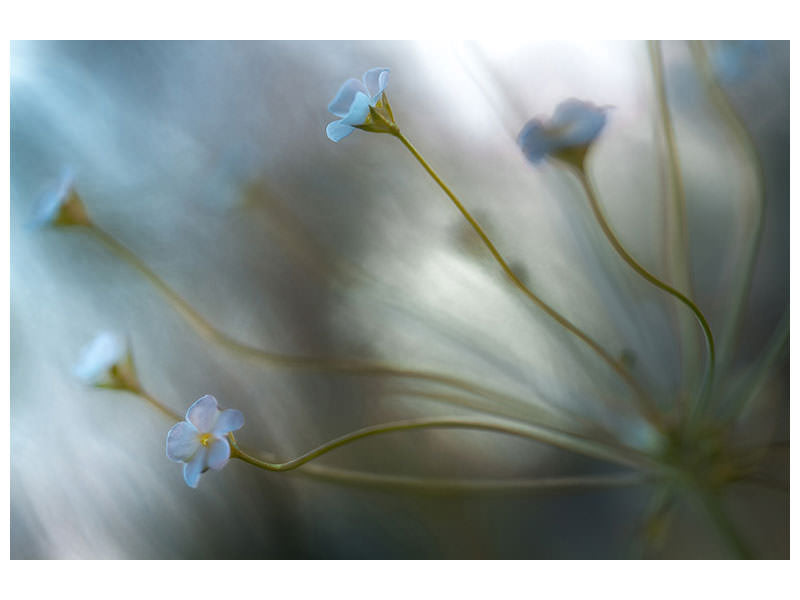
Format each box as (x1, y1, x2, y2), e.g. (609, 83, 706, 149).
(30, 169, 90, 228)
(74, 331, 138, 390)
(166, 395, 245, 488)
(518, 99, 608, 168)
(326, 68, 393, 142)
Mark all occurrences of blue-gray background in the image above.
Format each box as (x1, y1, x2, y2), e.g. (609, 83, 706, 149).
(10, 41, 788, 558)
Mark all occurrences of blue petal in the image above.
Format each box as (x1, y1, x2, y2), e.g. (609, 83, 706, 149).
(206, 437, 231, 470)
(362, 68, 390, 102)
(186, 394, 219, 433)
(213, 409, 245, 435)
(549, 99, 607, 146)
(340, 92, 370, 126)
(518, 119, 552, 164)
(183, 447, 207, 488)
(166, 421, 200, 462)
(326, 120, 354, 142)
(328, 78, 368, 117)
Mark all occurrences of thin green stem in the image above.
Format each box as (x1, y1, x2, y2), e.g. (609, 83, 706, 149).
(391, 130, 661, 427)
(85, 223, 540, 421)
(575, 170, 716, 415)
(648, 41, 694, 299)
(689, 41, 768, 372)
(129, 386, 650, 493)
(229, 416, 657, 472)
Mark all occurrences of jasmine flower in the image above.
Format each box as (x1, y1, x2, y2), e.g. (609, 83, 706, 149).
(326, 68, 394, 142)
(518, 99, 608, 168)
(166, 395, 245, 488)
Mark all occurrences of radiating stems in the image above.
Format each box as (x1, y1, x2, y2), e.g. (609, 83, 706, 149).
(390, 129, 661, 427)
(688, 40, 767, 373)
(575, 170, 716, 416)
(229, 416, 656, 472)
(85, 223, 540, 421)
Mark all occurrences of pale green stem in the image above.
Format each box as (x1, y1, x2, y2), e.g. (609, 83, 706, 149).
(697, 488, 754, 559)
(575, 170, 716, 417)
(389, 128, 661, 428)
(129, 387, 647, 492)
(648, 41, 694, 298)
(85, 223, 540, 421)
(688, 40, 768, 373)
(229, 416, 657, 472)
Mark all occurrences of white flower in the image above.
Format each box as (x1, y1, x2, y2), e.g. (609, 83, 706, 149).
(326, 67, 391, 142)
(166, 395, 245, 488)
(30, 169, 90, 228)
(73, 331, 135, 389)
(518, 99, 608, 166)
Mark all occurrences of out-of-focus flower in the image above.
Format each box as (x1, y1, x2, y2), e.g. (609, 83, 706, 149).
(73, 331, 139, 391)
(326, 68, 394, 142)
(518, 99, 608, 169)
(166, 395, 245, 488)
(30, 170, 90, 228)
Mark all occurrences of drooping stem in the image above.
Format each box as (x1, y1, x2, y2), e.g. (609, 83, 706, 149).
(390, 129, 660, 426)
(85, 223, 543, 421)
(575, 170, 716, 415)
(229, 416, 657, 472)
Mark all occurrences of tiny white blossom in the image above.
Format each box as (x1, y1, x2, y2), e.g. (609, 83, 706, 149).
(166, 395, 245, 488)
(73, 331, 135, 389)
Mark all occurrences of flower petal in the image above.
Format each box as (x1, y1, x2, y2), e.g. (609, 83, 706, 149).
(213, 409, 245, 435)
(340, 91, 371, 126)
(166, 421, 200, 462)
(30, 169, 74, 228)
(326, 120, 355, 142)
(183, 447, 207, 488)
(328, 78, 368, 117)
(549, 99, 607, 147)
(518, 119, 552, 164)
(186, 394, 219, 433)
(73, 331, 127, 384)
(362, 68, 390, 102)
(206, 437, 231, 470)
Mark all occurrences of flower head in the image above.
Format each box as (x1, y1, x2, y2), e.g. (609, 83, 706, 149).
(73, 331, 139, 391)
(518, 99, 608, 169)
(326, 67, 395, 142)
(166, 395, 245, 488)
(30, 169, 90, 228)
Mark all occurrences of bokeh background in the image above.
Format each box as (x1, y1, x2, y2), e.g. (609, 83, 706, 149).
(10, 41, 788, 558)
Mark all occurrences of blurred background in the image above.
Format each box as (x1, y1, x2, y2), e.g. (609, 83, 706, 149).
(10, 41, 788, 558)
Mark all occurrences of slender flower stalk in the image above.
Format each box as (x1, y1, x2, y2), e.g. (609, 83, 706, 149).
(688, 41, 768, 375)
(380, 121, 661, 427)
(228, 416, 656, 472)
(574, 169, 716, 417)
(84, 223, 552, 424)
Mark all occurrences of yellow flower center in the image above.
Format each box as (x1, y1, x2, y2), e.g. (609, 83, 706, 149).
(199, 433, 213, 447)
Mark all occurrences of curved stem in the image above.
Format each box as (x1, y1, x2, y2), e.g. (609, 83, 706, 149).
(689, 41, 768, 372)
(391, 130, 660, 426)
(85, 223, 540, 421)
(128, 386, 650, 493)
(648, 41, 694, 298)
(575, 170, 716, 414)
(229, 416, 656, 472)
